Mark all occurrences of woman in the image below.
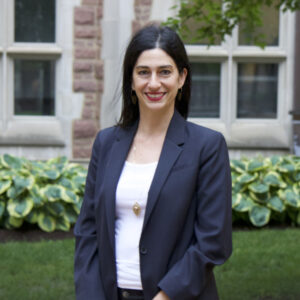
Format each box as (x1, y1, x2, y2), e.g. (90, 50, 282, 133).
(74, 25, 232, 300)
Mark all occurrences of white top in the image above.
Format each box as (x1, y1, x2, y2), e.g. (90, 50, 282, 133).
(115, 160, 158, 289)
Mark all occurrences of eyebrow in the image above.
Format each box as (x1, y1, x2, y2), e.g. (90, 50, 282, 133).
(135, 65, 174, 69)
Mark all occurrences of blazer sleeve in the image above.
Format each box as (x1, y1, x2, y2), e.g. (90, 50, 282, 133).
(74, 132, 106, 300)
(158, 132, 232, 299)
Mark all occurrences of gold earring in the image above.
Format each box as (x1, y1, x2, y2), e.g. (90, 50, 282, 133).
(131, 90, 137, 105)
(177, 88, 182, 101)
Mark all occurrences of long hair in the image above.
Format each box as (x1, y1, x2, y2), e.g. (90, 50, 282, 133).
(118, 25, 191, 128)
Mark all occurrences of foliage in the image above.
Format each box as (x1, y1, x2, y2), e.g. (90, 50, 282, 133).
(163, 0, 300, 47)
(231, 155, 300, 227)
(0, 154, 87, 232)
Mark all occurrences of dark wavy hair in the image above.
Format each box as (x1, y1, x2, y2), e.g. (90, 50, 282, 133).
(118, 25, 191, 128)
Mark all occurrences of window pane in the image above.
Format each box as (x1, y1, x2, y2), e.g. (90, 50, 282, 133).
(15, 0, 55, 42)
(239, 6, 279, 46)
(181, 0, 222, 45)
(189, 63, 221, 118)
(237, 63, 278, 119)
(14, 60, 55, 116)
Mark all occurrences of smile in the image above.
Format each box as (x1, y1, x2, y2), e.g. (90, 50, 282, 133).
(145, 93, 165, 102)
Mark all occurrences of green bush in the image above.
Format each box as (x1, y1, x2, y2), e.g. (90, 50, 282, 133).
(0, 154, 87, 232)
(231, 155, 300, 227)
(0, 154, 299, 231)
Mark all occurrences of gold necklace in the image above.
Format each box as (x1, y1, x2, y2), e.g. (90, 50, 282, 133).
(132, 202, 141, 216)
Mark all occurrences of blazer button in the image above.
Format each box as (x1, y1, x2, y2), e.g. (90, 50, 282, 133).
(140, 247, 147, 255)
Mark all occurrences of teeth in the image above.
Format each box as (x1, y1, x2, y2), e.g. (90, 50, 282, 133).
(148, 94, 163, 98)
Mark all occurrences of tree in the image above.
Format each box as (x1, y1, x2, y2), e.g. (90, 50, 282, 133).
(163, 0, 300, 47)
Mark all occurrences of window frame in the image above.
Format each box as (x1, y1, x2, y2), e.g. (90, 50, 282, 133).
(0, 0, 65, 146)
(185, 9, 295, 149)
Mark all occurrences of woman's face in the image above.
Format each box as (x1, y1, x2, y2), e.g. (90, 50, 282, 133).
(132, 48, 187, 116)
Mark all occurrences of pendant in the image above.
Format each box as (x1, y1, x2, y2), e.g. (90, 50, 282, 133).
(132, 202, 141, 216)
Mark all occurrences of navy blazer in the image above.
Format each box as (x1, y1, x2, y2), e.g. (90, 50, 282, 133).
(74, 110, 232, 300)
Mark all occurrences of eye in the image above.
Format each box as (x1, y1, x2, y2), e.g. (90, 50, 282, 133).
(160, 69, 171, 76)
(137, 70, 149, 76)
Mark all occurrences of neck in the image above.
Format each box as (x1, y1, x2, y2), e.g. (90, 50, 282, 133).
(137, 107, 174, 137)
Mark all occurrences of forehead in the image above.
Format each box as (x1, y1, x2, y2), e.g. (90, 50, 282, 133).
(135, 48, 177, 68)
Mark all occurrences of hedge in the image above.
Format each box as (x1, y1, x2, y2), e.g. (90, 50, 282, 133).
(0, 154, 299, 232)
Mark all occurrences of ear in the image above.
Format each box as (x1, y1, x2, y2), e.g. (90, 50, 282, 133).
(178, 68, 188, 88)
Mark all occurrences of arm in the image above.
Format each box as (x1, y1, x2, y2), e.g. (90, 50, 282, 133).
(158, 133, 232, 299)
(74, 133, 106, 300)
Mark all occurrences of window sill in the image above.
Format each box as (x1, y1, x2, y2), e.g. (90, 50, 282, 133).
(0, 119, 65, 146)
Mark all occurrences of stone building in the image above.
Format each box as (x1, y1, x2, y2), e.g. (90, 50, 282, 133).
(0, 0, 299, 161)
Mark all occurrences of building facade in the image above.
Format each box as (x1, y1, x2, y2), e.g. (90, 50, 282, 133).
(0, 0, 299, 160)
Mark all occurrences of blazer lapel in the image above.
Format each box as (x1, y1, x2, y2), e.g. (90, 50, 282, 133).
(102, 123, 138, 251)
(143, 110, 186, 231)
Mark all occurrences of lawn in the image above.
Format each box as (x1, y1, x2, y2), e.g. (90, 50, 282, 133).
(0, 229, 299, 300)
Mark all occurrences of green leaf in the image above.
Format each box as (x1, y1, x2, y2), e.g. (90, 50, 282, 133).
(58, 178, 74, 190)
(230, 159, 247, 173)
(46, 201, 65, 217)
(1, 154, 23, 170)
(62, 190, 79, 204)
(247, 159, 266, 172)
(249, 182, 269, 194)
(41, 185, 64, 202)
(29, 185, 45, 207)
(267, 196, 285, 213)
(0, 201, 5, 219)
(37, 213, 56, 232)
(25, 210, 39, 224)
(0, 180, 12, 195)
(263, 171, 286, 188)
(280, 189, 300, 208)
(7, 197, 34, 218)
(55, 215, 70, 231)
(40, 169, 61, 180)
(277, 164, 295, 173)
(249, 205, 271, 227)
(236, 173, 257, 184)
(233, 196, 254, 212)
(7, 175, 35, 198)
(5, 216, 23, 229)
(64, 205, 79, 224)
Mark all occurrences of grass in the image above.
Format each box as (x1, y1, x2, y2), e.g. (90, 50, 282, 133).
(216, 228, 300, 300)
(0, 229, 299, 300)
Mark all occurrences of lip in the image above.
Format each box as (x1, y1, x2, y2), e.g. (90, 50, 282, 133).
(145, 92, 165, 102)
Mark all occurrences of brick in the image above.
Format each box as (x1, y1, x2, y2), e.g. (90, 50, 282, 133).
(82, 106, 95, 119)
(75, 48, 97, 59)
(73, 145, 93, 159)
(74, 62, 93, 72)
(97, 6, 103, 18)
(95, 63, 103, 79)
(75, 28, 97, 39)
(74, 7, 94, 25)
(73, 120, 98, 139)
(74, 80, 100, 92)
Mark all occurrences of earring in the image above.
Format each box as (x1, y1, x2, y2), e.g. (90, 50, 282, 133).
(177, 88, 182, 101)
(131, 90, 137, 105)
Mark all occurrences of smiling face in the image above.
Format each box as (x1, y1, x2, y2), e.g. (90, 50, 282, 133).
(132, 48, 187, 116)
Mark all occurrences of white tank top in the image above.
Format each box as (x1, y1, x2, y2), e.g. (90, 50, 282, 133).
(115, 160, 158, 289)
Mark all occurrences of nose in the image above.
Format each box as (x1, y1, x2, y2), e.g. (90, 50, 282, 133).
(148, 73, 161, 90)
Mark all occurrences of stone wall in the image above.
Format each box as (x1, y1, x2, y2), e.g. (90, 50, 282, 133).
(72, 0, 103, 158)
(72, 0, 153, 159)
(132, 0, 153, 33)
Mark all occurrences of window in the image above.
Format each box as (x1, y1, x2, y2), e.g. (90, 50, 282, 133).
(185, 5, 295, 149)
(0, 0, 66, 147)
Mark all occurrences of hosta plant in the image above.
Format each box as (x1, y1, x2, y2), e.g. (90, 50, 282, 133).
(231, 155, 300, 227)
(0, 154, 87, 232)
